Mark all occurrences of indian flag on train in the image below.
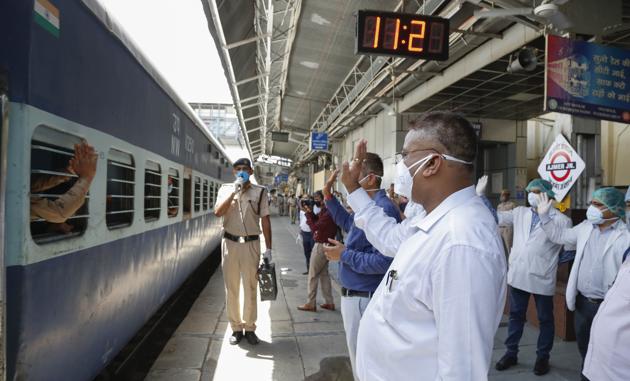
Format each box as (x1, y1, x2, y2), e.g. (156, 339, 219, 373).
(34, 0, 60, 38)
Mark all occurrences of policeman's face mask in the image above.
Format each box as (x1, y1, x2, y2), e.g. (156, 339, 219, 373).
(235, 170, 250, 183)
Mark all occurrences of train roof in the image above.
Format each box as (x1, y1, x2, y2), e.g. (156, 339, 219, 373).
(82, 0, 233, 165)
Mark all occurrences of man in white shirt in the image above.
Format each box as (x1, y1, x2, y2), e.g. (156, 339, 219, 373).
(341, 112, 507, 381)
(537, 187, 630, 378)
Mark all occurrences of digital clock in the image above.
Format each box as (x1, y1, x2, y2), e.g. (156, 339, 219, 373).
(356, 10, 449, 61)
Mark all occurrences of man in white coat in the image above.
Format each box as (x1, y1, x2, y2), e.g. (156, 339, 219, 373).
(490, 179, 573, 376)
(537, 187, 630, 378)
(341, 112, 506, 381)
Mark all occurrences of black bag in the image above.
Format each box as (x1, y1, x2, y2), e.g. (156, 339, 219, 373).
(257, 258, 278, 301)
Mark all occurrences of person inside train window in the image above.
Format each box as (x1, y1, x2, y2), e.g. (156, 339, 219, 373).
(30, 141, 97, 224)
(167, 176, 178, 217)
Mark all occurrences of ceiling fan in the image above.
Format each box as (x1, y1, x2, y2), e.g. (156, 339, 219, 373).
(473, 0, 573, 30)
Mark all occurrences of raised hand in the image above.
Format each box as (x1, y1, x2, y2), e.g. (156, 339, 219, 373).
(475, 175, 488, 196)
(340, 139, 367, 194)
(71, 141, 97, 181)
(323, 169, 339, 198)
(537, 192, 553, 216)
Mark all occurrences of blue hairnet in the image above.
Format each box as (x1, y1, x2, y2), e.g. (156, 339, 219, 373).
(525, 179, 555, 198)
(592, 187, 626, 219)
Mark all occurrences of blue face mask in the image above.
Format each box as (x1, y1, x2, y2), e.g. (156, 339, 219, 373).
(236, 170, 250, 183)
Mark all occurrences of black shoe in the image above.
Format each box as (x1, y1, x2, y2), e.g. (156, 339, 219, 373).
(244, 331, 260, 345)
(302, 271, 309, 275)
(229, 331, 243, 345)
(495, 354, 518, 371)
(533, 357, 550, 376)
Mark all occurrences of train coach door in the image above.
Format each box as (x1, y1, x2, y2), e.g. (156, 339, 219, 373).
(0, 90, 9, 381)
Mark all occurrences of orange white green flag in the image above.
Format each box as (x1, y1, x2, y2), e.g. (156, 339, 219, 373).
(34, 0, 60, 38)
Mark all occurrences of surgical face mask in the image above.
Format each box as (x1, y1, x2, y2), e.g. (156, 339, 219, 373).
(236, 170, 250, 183)
(359, 173, 382, 192)
(586, 205, 615, 225)
(394, 154, 434, 199)
(314, 200, 322, 208)
(528, 192, 539, 207)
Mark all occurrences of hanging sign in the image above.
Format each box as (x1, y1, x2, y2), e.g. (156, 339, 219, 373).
(537, 134, 585, 202)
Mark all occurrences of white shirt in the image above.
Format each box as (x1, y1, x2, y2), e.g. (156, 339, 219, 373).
(347, 190, 425, 257)
(298, 210, 311, 233)
(577, 224, 617, 299)
(354, 186, 507, 381)
(583, 258, 630, 381)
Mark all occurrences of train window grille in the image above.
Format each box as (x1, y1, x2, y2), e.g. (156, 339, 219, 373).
(194, 176, 201, 212)
(167, 168, 180, 217)
(144, 160, 161, 221)
(183, 173, 191, 215)
(208, 181, 214, 209)
(30, 126, 88, 244)
(106, 149, 135, 229)
(202, 179, 208, 211)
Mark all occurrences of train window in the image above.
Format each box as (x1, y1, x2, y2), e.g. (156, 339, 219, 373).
(106, 149, 135, 229)
(194, 176, 201, 212)
(183, 173, 191, 216)
(30, 126, 88, 244)
(167, 168, 180, 218)
(208, 181, 214, 209)
(144, 160, 161, 221)
(202, 179, 209, 211)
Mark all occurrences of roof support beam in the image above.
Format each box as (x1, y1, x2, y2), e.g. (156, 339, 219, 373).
(235, 73, 269, 86)
(225, 33, 271, 50)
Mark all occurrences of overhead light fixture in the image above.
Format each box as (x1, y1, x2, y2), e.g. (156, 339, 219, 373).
(507, 48, 537, 73)
(380, 102, 397, 116)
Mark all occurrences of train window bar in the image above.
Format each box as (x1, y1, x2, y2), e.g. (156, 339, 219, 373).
(106, 149, 135, 229)
(168, 168, 180, 218)
(194, 176, 201, 213)
(144, 160, 161, 222)
(203, 179, 209, 211)
(30, 126, 88, 245)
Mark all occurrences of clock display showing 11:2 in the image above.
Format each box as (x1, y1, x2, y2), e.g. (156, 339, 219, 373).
(356, 10, 450, 61)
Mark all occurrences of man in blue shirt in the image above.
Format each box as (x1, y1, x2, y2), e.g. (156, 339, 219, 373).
(322, 153, 401, 380)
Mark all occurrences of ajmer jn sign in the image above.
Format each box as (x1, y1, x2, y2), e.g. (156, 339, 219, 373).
(537, 134, 586, 202)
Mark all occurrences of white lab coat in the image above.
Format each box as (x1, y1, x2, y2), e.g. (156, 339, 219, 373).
(583, 258, 630, 381)
(540, 219, 630, 311)
(498, 207, 573, 296)
(355, 187, 507, 381)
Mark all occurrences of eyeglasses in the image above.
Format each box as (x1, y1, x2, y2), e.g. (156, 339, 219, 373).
(394, 148, 439, 164)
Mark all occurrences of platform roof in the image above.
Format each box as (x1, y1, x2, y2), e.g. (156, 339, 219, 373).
(203, 0, 629, 163)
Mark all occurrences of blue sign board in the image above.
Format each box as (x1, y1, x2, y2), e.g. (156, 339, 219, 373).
(545, 35, 630, 123)
(311, 132, 329, 151)
(274, 174, 288, 185)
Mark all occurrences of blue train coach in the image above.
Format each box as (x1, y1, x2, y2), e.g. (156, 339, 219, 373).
(0, 0, 232, 379)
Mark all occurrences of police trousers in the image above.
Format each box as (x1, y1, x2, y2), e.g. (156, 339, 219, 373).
(222, 238, 260, 332)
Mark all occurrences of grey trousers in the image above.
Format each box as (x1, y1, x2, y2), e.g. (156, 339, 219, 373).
(306, 243, 334, 306)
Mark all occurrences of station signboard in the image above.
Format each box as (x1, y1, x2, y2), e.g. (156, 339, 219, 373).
(310, 131, 328, 151)
(545, 35, 630, 123)
(537, 134, 585, 202)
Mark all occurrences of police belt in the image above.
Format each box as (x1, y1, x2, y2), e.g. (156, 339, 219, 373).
(341, 287, 373, 298)
(224, 231, 259, 243)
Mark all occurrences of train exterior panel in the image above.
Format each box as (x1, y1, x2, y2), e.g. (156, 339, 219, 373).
(0, 0, 232, 379)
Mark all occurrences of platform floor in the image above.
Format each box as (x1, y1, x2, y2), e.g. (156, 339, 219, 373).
(145, 215, 582, 381)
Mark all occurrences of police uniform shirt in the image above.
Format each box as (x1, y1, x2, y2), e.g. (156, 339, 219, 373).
(215, 183, 270, 236)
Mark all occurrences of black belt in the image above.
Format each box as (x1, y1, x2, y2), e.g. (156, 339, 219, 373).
(224, 232, 259, 243)
(341, 287, 373, 298)
(577, 292, 603, 304)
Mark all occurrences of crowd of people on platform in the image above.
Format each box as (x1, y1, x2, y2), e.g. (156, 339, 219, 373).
(215, 112, 630, 381)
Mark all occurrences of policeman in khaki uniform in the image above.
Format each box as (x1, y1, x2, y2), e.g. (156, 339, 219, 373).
(214, 158, 272, 346)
